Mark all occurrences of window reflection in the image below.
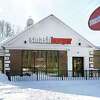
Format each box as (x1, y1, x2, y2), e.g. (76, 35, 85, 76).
(22, 50, 67, 76)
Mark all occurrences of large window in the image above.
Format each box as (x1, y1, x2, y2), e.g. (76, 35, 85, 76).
(35, 51, 46, 69)
(22, 50, 32, 72)
(20, 50, 67, 76)
(47, 51, 59, 74)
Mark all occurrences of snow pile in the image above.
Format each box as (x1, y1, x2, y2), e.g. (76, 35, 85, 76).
(0, 73, 8, 81)
(0, 73, 100, 100)
(0, 87, 100, 100)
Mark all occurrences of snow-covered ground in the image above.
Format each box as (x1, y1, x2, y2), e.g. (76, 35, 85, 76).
(0, 74, 100, 100)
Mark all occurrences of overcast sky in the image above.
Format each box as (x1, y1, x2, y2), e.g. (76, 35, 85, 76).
(0, 0, 100, 46)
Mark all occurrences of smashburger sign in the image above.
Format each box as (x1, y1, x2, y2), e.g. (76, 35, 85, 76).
(88, 7, 100, 30)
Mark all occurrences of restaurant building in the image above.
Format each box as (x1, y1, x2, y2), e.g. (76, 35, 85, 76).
(0, 15, 96, 77)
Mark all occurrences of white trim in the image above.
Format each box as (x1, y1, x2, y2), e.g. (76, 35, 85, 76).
(5, 67, 10, 70)
(4, 64, 9, 67)
(4, 49, 9, 52)
(5, 44, 68, 50)
(5, 54, 10, 56)
(4, 57, 9, 60)
(4, 60, 10, 64)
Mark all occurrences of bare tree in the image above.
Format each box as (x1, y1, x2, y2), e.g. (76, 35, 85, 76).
(0, 20, 15, 38)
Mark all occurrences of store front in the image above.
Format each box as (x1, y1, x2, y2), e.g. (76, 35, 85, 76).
(10, 50, 67, 77)
(1, 14, 95, 78)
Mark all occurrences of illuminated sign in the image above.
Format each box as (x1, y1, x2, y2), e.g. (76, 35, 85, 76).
(51, 37, 72, 44)
(29, 36, 72, 44)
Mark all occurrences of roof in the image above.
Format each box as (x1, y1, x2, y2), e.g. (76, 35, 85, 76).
(0, 14, 97, 49)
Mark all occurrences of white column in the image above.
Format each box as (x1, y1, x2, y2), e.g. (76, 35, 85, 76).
(4, 49, 10, 74)
(84, 56, 89, 70)
(68, 56, 72, 77)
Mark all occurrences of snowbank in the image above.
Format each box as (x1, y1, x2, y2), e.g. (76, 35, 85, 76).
(0, 73, 100, 100)
(0, 73, 8, 81)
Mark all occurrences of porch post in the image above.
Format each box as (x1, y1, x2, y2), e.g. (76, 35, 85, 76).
(3, 48, 11, 76)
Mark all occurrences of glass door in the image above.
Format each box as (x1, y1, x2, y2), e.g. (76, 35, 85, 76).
(72, 57, 84, 77)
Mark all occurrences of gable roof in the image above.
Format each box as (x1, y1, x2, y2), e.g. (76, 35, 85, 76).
(1, 14, 96, 48)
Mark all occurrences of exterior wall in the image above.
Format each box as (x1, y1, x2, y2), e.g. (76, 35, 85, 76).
(10, 50, 22, 75)
(3, 46, 94, 75)
(2, 15, 95, 75)
(7, 50, 68, 76)
(67, 47, 94, 71)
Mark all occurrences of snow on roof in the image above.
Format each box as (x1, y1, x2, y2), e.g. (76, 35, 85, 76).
(0, 14, 99, 48)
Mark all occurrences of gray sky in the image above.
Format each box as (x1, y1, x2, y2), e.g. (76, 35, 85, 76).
(0, 0, 100, 46)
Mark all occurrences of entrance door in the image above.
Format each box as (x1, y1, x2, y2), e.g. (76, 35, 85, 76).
(0, 57, 4, 73)
(72, 57, 84, 77)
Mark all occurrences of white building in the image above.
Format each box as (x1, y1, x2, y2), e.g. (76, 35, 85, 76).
(0, 14, 96, 77)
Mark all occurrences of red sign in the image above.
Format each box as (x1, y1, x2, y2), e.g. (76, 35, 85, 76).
(88, 7, 100, 30)
(51, 37, 72, 44)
